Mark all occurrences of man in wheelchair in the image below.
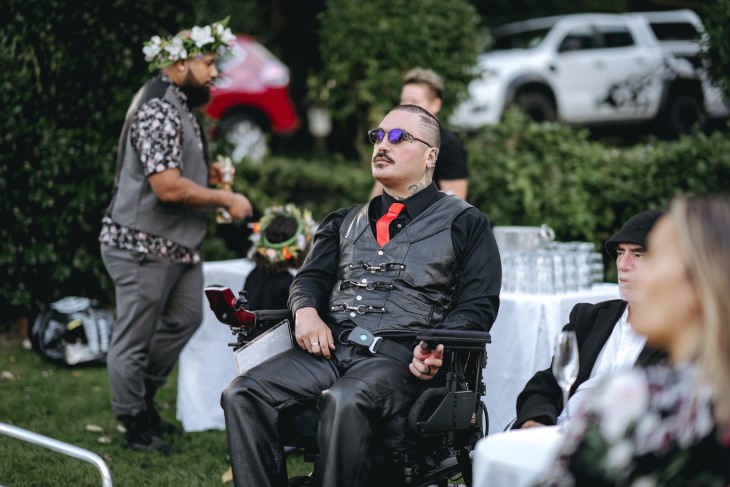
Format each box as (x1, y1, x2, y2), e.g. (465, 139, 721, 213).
(221, 104, 502, 487)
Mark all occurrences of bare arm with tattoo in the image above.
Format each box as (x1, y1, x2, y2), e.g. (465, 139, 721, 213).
(148, 168, 253, 220)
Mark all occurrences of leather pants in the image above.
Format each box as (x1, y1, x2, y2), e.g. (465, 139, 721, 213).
(221, 342, 427, 487)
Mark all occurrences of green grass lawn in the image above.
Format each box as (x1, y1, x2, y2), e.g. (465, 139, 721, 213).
(0, 336, 311, 486)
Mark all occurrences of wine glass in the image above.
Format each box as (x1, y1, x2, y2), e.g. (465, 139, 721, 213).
(552, 330, 579, 427)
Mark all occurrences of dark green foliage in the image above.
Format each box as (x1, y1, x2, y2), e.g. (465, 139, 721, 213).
(0, 0, 196, 319)
(472, 0, 628, 28)
(233, 157, 372, 221)
(308, 0, 482, 142)
(702, 0, 730, 98)
(203, 156, 374, 262)
(465, 109, 730, 248)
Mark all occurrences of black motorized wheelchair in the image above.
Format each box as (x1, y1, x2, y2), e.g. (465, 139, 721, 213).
(205, 285, 492, 487)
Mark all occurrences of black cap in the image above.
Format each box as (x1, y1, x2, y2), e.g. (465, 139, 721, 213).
(605, 210, 664, 260)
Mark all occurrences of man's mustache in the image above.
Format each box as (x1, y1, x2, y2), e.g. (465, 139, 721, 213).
(372, 151, 394, 164)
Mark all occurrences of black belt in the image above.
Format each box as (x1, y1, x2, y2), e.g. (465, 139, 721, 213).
(340, 326, 413, 366)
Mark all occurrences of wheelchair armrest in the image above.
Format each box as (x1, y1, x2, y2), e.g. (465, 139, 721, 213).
(254, 309, 293, 327)
(416, 329, 491, 351)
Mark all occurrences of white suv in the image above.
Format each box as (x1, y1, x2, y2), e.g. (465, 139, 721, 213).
(449, 11, 728, 136)
(628, 10, 729, 120)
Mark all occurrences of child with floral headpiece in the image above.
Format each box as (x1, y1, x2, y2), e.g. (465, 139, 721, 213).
(243, 204, 316, 310)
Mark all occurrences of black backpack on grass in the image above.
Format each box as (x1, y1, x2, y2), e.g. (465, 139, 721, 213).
(30, 297, 115, 366)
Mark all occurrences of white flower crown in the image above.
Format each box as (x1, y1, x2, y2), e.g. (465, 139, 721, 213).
(142, 17, 236, 70)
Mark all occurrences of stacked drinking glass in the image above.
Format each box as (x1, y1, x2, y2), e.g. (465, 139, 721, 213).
(501, 241, 604, 294)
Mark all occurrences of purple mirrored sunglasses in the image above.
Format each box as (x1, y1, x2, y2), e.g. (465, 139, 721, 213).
(367, 128, 433, 148)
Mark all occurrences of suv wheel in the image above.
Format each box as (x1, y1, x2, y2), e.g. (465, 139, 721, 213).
(221, 114, 268, 163)
(664, 94, 705, 137)
(516, 92, 557, 122)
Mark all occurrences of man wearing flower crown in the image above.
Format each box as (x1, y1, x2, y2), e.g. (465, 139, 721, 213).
(99, 18, 253, 453)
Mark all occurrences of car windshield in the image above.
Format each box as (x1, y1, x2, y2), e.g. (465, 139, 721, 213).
(492, 27, 552, 50)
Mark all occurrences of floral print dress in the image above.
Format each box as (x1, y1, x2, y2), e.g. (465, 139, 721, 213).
(538, 363, 730, 486)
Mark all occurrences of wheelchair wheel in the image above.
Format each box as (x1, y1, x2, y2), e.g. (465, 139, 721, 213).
(289, 475, 313, 487)
(476, 400, 489, 437)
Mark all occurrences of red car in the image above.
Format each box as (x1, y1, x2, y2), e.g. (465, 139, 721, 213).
(204, 35, 299, 162)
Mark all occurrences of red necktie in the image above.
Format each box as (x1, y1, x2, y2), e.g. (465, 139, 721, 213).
(376, 203, 405, 247)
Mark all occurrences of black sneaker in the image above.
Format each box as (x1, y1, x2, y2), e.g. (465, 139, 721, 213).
(148, 404, 182, 437)
(125, 431, 176, 455)
(119, 413, 176, 455)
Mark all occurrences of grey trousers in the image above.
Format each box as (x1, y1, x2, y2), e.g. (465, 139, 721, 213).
(221, 344, 429, 487)
(101, 245, 203, 417)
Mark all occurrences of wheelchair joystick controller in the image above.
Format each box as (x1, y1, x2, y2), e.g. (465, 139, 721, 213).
(420, 340, 439, 351)
(236, 290, 250, 311)
(204, 285, 257, 331)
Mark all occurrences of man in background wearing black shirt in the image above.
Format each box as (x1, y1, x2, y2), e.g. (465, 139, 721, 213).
(222, 104, 501, 487)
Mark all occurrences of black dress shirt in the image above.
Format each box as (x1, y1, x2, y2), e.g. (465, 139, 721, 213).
(288, 183, 502, 332)
(433, 127, 468, 182)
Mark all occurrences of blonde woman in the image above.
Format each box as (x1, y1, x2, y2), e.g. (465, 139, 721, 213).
(540, 196, 730, 486)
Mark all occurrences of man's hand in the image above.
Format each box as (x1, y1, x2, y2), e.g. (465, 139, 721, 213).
(294, 307, 335, 359)
(520, 420, 547, 429)
(224, 192, 253, 220)
(208, 161, 228, 186)
(409, 341, 443, 381)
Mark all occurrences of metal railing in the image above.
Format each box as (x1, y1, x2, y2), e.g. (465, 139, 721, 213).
(0, 422, 113, 487)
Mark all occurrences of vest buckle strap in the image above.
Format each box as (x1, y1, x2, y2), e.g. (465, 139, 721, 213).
(339, 280, 395, 291)
(348, 261, 407, 272)
(330, 303, 387, 314)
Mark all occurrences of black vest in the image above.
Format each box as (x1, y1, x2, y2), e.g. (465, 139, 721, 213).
(107, 77, 209, 250)
(328, 196, 472, 334)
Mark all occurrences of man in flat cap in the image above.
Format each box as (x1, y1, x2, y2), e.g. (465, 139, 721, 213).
(513, 211, 667, 429)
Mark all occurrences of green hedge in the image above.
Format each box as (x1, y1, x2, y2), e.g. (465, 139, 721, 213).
(232, 156, 373, 219)
(703, 0, 730, 99)
(308, 0, 481, 150)
(203, 156, 374, 261)
(465, 110, 730, 248)
(0, 0, 197, 321)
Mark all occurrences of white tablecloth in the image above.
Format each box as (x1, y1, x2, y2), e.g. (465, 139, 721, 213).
(176, 258, 254, 432)
(177, 259, 618, 433)
(484, 283, 619, 434)
(473, 426, 564, 487)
